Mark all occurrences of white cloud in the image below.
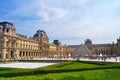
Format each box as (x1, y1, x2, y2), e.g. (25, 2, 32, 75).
(4, 0, 120, 44)
(37, 5, 68, 21)
(77, 0, 89, 5)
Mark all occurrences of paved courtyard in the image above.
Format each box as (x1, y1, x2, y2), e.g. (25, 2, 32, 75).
(0, 62, 56, 69)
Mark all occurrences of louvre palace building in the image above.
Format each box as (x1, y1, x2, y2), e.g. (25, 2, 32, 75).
(0, 21, 120, 60)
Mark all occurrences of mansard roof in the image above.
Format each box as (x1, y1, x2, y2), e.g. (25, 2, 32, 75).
(94, 43, 112, 46)
(33, 29, 48, 38)
(0, 21, 15, 32)
(0, 21, 13, 26)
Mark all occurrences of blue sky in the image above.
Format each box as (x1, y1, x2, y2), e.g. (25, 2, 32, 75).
(0, 0, 120, 45)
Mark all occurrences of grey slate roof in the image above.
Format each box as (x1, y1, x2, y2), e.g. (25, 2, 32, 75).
(71, 44, 93, 57)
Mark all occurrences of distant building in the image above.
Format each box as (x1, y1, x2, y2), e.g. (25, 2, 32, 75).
(0, 21, 75, 60)
(0, 21, 119, 60)
(69, 38, 120, 56)
(84, 39, 120, 56)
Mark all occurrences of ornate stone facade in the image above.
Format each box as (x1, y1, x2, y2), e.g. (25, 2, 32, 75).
(0, 21, 75, 60)
(0, 21, 119, 60)
(84, 39, 120, 56)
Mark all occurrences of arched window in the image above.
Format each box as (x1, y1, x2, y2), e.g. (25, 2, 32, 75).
(6, 28, 9, 32)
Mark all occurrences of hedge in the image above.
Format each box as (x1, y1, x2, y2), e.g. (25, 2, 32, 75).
(0, 66, 120, 78)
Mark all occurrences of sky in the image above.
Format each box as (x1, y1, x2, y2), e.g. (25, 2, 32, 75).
(0, 0, 120, 45)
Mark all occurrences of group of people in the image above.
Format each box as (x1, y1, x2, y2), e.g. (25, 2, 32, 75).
(74, 55, 120, 62)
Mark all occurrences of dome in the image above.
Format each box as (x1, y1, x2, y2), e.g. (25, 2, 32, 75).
(53, 40, 61, 46)
(33, 30, 48, 38)
(85, 39, 92, 44)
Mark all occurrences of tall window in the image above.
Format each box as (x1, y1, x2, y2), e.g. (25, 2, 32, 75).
(6, 28, 9, 32)
(11, 42, 14, 48)
(19, 51, 22, 56)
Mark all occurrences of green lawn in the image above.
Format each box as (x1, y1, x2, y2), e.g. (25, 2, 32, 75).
(0, 60, 120, 80)
(1, 69, 119, 80)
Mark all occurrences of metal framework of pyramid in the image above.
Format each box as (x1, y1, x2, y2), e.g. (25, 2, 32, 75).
(71, 44, 93, 57)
